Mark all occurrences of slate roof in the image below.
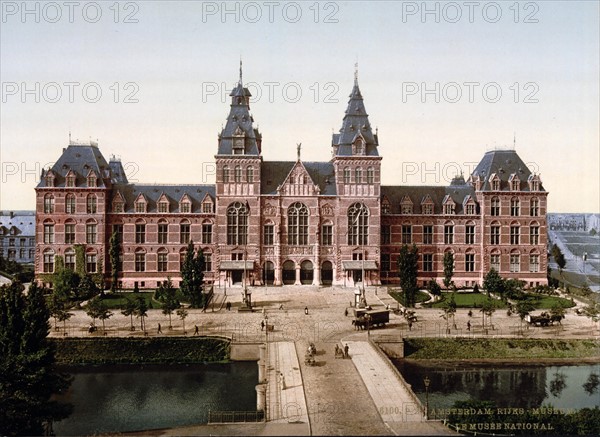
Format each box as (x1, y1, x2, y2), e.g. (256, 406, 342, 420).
(332, 79, 379, 157)
(37, 144, 111, 188)
(470, 149, 545, 191)
(0, 213, 36, 236)
(109, 158, 128, 184)
(112, 184, 215, 214)
(381, 180, 477, 215)
(261, 161, 337, 196)
(217, 82, 262, 156)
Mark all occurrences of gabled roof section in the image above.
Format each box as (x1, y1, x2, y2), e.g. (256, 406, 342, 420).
(109, 157, 128, 184)
(112, 184, 216, 214)
(37, 144, 111, 188)
(0, 214, 35, 236)
(381, 184, 477, 215)
(471, 149, 545, 192)
(112, 191, 125, 203)
(261, 161, 336, 196)
(281, 161, 315, 186)
(332, 73, 379, 157)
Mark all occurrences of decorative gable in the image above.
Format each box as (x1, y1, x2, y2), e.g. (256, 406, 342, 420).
(381, 196, 391, 214)
(179, 193, 192, 213)
(112, 191, 125, 213)
(201, 193, 214, 214)
(279, 161, 319, 196)
(157, 193, 170, 213)
(528, 174, 541, 191)
(86, 169, 98, 187)
(463, 195, 477, 215)
(65, 169, 77, 187)
(400, 195, 413, 214)
(134, 193, 147, 213)
(45, 169, 56, 187)
(352, 132, 366, 155)
(489, 173, 501, 191)
(508, 173, 520, 191)
(421, 195, 434, 214)
(442, 195, 456, 215)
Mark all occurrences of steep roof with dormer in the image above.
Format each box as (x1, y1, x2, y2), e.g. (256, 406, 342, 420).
(261, 161, 336, 196)
(470, 149, 545, 191)
(112, 184, 216, 214)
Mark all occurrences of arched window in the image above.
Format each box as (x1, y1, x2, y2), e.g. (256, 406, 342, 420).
(86, 249, 97, 273)
(43, 220, 54, 244)
(355, 167, 363, 184)
(530, 198, 539, 216)
(288, 202, 309, 245)
(246, 166, 254, 183)
(66, 193, 76, 214)
(347, 203, 368, 245)
(87, 194, 97, 214)
(510, 197, 520, 216)
(227, 201, 248, 245)
(343, 167, 351, 184)
(43, 249, 55, 273)
(366, 167, 374, 184)
(490, 249, 501, 271)
(86, 219, 97, 244)
(529, 221, 540, 245)
(65, 248, 76, 270)
(44, 194, 54, 213)
(223, 165, 230, 183)
(234, 165, 242, 183)
(491, 197, 500, 216)
(180, 219, 191, 244)
(135, 249, 146, 272)
(157, 248, 168, 272)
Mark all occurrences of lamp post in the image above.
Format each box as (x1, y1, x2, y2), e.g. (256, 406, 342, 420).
(423, 375, 430, 420)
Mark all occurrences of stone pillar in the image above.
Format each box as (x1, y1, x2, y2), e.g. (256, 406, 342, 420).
(258, 344, 267, 383)
(256, 384, 266, 412)
(294, 265, 301, 285)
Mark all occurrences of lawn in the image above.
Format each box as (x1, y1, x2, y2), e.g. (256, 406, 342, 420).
(426, 292, 507, 309)
(527, 294, 576, 310)
(100, 291, 160, 309)
(388, 290, 431, 306)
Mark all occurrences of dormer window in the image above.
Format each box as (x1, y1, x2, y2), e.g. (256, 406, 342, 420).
(509, 174, 520, 191)
(352, 136, 366, 155)
(45, 171, 55, 187)
(443, 197, 456, 215)
(528, 174, 541, 191)
(489, 173, 500, 191)
(232, 125, 245, 155)
(135, 197, 147, 213)
(421, 195, 434, 215)
(66, 172, 76, 188)
(113, 201, 124, 213)
(400, 196, 413, 215)
(202, 202, 213, 214)
(87, 173, 97, 188)
(465, 203, 475, 215)
(158, 201, 169, 213)
(180, 200, 191, 213)
(382, 201, 391, 215)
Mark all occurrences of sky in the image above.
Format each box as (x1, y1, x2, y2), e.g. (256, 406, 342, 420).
(1, 0, 598, 213)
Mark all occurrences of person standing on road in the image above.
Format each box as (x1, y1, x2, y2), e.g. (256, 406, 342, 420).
(261, 320, 265, 331)
(304, 306, 309, 315)
(344, 344, 349, 358)
(157, 323, 162, 334)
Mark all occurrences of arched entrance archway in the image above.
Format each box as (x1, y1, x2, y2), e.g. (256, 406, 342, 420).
(321, 261, 333, 285)
(282, 260, 295, 285)
(263, 261, 275, 285)
(300, 260, 313, 285)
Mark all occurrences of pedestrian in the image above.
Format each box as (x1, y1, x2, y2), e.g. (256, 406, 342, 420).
(344, 308, 348, 317)
(261, 320, 265, 331)
(467, 320, 471, 331)
(279, 303, 284, 310)
(194, 325, 199, 335)
(304, 306, 308, 315)
(344, 343, 349, 358)
(157, 323, 162, 334)
(226, 301, 231, 311)
(408, 321, 413, 331)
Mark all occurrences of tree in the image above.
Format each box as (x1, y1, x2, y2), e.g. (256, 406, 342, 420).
(177, 308, 189, 334)
(443, 251, 454, 289)
(85, 297, 103, 328)
(79, 274, 99, 300)
(480, 298, 496, 332)
(134, 297, 148, 332)
(159, 278, 180, 329)
(180, 241, 206, 308)
(516, 301, 535, 335)
(97, 306, 113, 334)
(56, 308, 73, 334)
(483, 268, 505, 297)
(550, 303, 566, 322)
(109, 231, 120, 293)
(121, 299, 137, 331)
(551, 244, 567, 274)
(590, 228, 597, 236)
(0, 281, 72, 435)
(582, 303, 599, 331)
(397, 244, 419, 307)
(427, 279, 441, 301)
(53, 256, 81, 302)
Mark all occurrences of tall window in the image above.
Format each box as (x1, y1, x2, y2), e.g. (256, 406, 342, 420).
(158, 223, 168, 244)
(66, 175, 75, 188)
(343, 167, 351, 184)
(158, 202, 169, 213)
(401, 203, 413, 215)
(202, 223, 213, 244)
(247, 166, 254, 183)
(529, 254, 540, 272)
(423, 225, 433, 244)
(510, 198, 520, 216)
(44, 195, 54, 213)
(86, 223, 97, 244)
(381, 254, 390, 272)
(491, 224, 500, 245)
(43, 250, 54, 273)
(65, 223, 76, 244)
(422, 203, 433, 215)
(423, 253, 433, 272)
(87, 175, 97, 187)
(43, 223, 54, 244)
(321, 224, 333, 246)
(530, 198, 539, 216)
(402, 225, 412, 244)
(113, 224, 123, 243)
(202, 202, 213, 213)
(263, 224, 274, 246)
(510, 225, 520, 245)
(135, 202, 146, 213)
(490, 253, 500, 271)
(204, 253, 212, 272)
(348, 203, 368, 245)
(86, 253, 97, 273)
(491, 178, 500, 191)
(135, 252, 145, 272)
(465, 204, 475, 215)
(530, 225, 539, 245)
(180, 222, 191, 244)
(113, 201, 124, 213)
(158, 252, 168, 272)
(66, 194, 76, 214)
(288, 202, 309, 245)
(465, 224, 475, 245)
(227, 202, 248, 245)
(180, 201, 191, 213)
(510, 254, 520, 272)
(234, 165, 242, 183)
(355, 167, 362, 183)
(366, 167, 374, 184)
(65, 250, 75, 270)
(381, 225, 391, 245)
(443, 203, 455, 215)
(223, 165, 230, 183)
(87, 194, 97, 214)
(444, 224, 454, 245)
(491, 197, 500, 216)
(135, 224, 146, 244)
(465, 253, 475, 272)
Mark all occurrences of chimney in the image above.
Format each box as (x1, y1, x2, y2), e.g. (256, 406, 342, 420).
(10, 211, 14, 218)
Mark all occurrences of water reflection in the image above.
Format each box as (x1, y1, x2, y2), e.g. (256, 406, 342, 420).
(395, 361, 600, 411)
(53, 362, 258, 436)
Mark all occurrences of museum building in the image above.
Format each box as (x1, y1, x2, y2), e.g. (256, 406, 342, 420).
(34, 71, 549, 289)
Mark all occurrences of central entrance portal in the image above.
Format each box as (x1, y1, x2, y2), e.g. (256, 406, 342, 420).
(321, 261, 333, 285)
(263, 261, 275, 285)
(300, 260, 313, 285)
(282, 260, 295, 285)
(231, 270, 243, 284)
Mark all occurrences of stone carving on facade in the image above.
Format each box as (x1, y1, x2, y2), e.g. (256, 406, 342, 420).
(321, 203, 334, 216)
(263, 203, 276, 216)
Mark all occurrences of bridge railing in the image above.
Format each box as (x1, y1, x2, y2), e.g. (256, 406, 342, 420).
(207, 410, 264, 423)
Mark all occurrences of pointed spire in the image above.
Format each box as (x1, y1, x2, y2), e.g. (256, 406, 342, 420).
(354, 62, 358, 86)
(297, 143, 302, 161)
(513, 131, 516, 149)
(239, 58, 243, 85)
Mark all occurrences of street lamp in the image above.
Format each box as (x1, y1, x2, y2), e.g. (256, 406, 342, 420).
(423, 376, 430, 420)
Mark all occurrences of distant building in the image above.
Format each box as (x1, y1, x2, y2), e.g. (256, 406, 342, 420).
(0, 211, 36, 264)
(34, 69, 549, 289)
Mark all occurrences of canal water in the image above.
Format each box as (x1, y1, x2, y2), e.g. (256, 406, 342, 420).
(395, 361, 600, 414)
(53, 362, 258, 436)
